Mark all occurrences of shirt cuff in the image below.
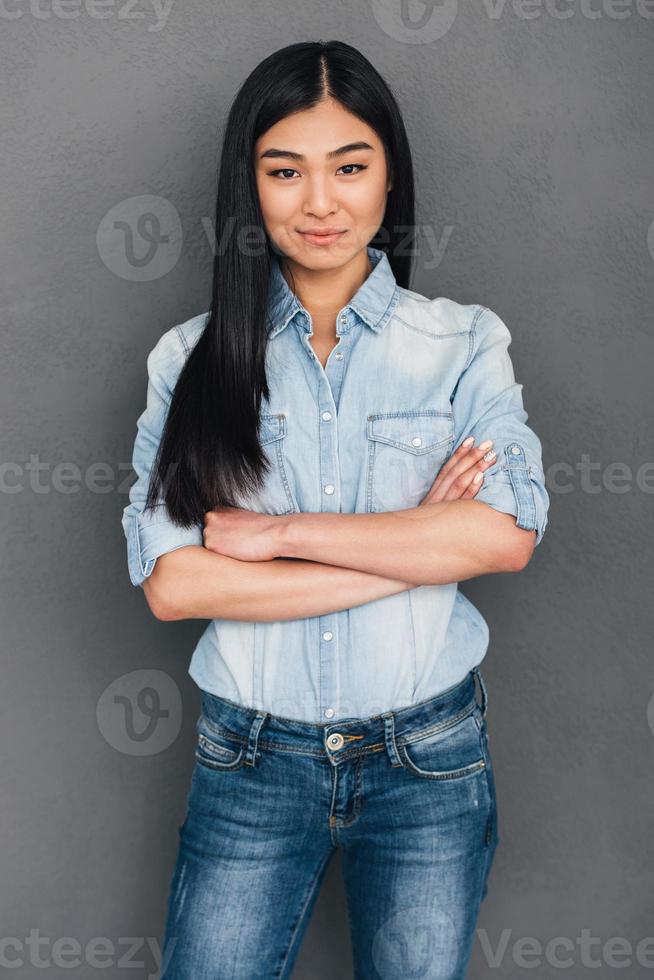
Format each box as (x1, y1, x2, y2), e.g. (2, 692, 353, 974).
(474, 442, 549, 547)
(122, 507, 204, 587)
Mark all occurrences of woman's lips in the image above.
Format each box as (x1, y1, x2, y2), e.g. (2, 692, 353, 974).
(297, 230, 347, 246)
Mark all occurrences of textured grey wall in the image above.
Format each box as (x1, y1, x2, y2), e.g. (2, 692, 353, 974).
(2, 3, 653, 978)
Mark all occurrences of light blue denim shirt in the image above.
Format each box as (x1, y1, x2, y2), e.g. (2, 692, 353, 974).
(121, 245, 549, 722)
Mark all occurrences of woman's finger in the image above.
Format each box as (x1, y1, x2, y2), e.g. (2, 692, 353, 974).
(424, 442, 496, 503)
(435, 436, 477, 482)
(423, 461, 485, 504)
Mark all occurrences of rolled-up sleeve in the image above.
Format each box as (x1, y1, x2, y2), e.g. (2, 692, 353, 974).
(452, 305, 550, 546)
(121, 330, 203, 587)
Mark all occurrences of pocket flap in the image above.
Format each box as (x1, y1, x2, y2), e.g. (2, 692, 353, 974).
(259, 412, 286, 445)
(367, 411, 453, 454)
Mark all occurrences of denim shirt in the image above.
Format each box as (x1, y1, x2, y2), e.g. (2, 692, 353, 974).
(121, 245, 549, 722)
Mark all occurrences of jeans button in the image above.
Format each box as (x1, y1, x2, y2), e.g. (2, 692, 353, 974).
(327, 732, 345, 750)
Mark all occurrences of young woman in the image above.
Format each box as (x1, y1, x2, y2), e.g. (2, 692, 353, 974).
(122, 39, 549, 980)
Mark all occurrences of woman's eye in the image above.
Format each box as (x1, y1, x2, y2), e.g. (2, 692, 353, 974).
(337, 164, 367, 176)
(268, 164, 368, 180)
(269, 168, 299, 180)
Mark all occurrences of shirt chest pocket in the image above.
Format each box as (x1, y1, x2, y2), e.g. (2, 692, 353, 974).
(366, 410, 454, 512)
(235, 413, 298, 515)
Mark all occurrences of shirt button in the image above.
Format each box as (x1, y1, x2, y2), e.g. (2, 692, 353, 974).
(411, 436, 422, 447)
(324, 708, 335, 719)
(322, 630, 333, 641)
(511, 446, 521, 455)
(339, 315, 347, 325)
(324, 484, 335, 495)
(334, 352, 344, 360)
(321, 411, 332, 421)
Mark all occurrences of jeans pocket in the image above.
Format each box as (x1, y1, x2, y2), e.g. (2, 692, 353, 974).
(195, 716, 246, 772)
(398, 705, 487, 780)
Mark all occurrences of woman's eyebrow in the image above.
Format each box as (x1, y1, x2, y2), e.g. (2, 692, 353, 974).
(259, 141, 374, 162)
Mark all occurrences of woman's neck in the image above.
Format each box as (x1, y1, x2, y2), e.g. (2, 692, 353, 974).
(281, 249, 373, 342)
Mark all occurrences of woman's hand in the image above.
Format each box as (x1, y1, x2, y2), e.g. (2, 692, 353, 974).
(203, 507, 283, 561)
(419, 437, 497, 506)
(204, 436, 498, 560)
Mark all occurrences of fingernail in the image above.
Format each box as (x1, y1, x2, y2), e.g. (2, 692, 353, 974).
(473, 472, 484, 483)
(478, 439, 493, 451)
(462, 436, 475, 448)
(482, 449, 496, 462)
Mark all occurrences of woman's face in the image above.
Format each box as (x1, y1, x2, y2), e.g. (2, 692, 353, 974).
(254, 97, 391, 270)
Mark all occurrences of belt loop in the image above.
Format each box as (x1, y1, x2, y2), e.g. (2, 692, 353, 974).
(244, 711, 268, 767)
(472, 666, 488, 718)
(382, 711, 403, 768)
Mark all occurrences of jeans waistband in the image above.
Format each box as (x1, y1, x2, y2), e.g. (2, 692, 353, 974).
(197, 667, 489, 769)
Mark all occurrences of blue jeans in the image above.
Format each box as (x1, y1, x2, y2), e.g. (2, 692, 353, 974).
(160, 667, 499, 980)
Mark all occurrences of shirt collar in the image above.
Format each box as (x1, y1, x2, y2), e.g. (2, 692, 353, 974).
(266, 244, 400, 338)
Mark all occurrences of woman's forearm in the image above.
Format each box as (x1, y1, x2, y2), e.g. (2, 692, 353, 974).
(144, 545, 415, 622)
(275, 500, 534, 585)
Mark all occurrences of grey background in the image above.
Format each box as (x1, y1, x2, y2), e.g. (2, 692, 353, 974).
(2, 2, 653, 978)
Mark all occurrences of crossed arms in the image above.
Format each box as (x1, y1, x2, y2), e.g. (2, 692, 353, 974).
(143, 497, 535, 622)
(126, 307, 548, 622)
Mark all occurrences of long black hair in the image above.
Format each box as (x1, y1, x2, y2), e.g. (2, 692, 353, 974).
(145, 39, 416, 526)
